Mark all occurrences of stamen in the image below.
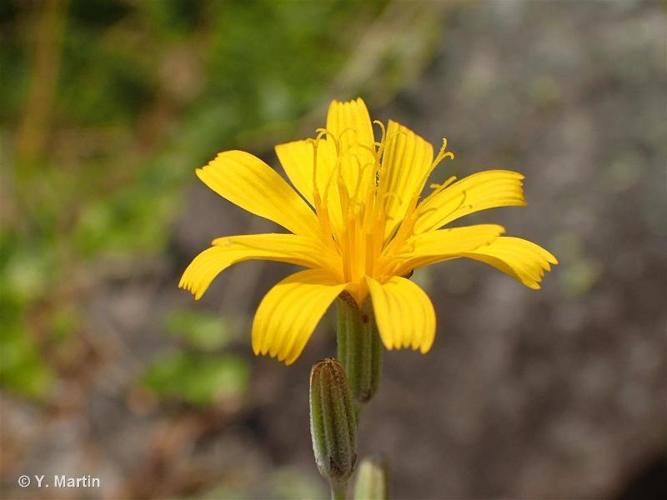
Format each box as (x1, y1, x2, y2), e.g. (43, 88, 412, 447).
(373, 120, 386, 145)
(432, 138, 455, 168)
(317, 127, 342, 157)
(397, 136, 457, 227)
(338, 126, 359, 146)
(429, 175, 457, 194)
(380, 127, 410, 157)
(414, 137, 455, 192)
(380, 190, 403, 213)
(337, 162, 351, 219)
(380, 208, 418, 261)
(349, 160, 374, 208)
(416, 189, 469, 230)
(364, 231, 376, 275)
(372, 121, 386, 166)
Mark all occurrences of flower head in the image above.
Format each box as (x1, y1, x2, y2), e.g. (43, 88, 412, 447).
(179, 98, 557, 364)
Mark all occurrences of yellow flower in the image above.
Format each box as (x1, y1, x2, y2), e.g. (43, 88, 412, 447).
(179, 98, 557, 364)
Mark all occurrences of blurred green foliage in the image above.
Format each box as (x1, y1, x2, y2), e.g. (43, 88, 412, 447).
(0, 0, 387, 399)
(143, 351, 249, 406)
(165, 308, 237, 352)
(143, 308, 248, 406)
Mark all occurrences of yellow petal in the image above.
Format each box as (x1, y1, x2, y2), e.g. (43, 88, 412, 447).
(367, 276, 436, 353)
(461, 237, 558, 289)
(252, 270, 346, 365)
(380, 120, 434, 237)
(326, 98, 375, 151)
(274, 138, 344, 231)
(274, 141, 310, 199)
(197, 150, 318, 236)
(415, 170, 526, 233)
(389, 224, 505, 277)
(179, 233, 336, 300)
(326, 98, 377, 207)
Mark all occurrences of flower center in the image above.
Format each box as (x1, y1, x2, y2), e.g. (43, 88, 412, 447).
(309, 125, 454, 296)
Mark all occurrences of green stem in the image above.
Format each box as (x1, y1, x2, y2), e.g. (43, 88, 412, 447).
(353, 456, 389, 500)
(330, 480, 347, 500)
(336, 294, 383, 405)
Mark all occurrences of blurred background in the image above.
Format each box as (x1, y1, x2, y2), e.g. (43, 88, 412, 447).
(1, 0, 666, 499)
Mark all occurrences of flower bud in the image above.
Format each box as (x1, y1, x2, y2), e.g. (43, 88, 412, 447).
(353, 456, 389, 500)
(336, 294, 382, 403)
(309, 358, 357, 487)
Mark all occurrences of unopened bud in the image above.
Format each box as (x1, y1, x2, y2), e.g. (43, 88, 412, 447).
(337, 294, 382, 403)
(353, 455, 389, 500)
(309, 358, 357, 488)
